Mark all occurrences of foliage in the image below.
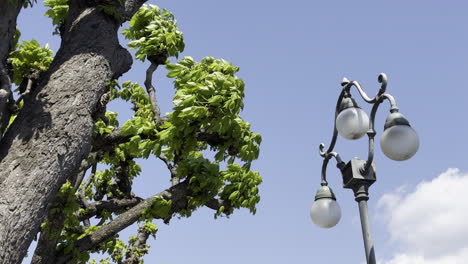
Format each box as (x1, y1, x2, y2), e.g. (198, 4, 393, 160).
(122, 4, 185, 61)
(141, 197, 173, 221)
(12, 28, 21, 51)
(9, 39, 53, 85)
(41, 181, 92, 263)
(44, 0, 69, 34)
(219, 164, 262, 215)
(18, 3, 263, 263)
(164, 56, 262, 164)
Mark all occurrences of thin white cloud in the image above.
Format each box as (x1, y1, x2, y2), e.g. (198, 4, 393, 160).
(377, 168, 468, 264)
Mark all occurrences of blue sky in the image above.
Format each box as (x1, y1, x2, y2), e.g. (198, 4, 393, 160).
(19, 1, 468, 263)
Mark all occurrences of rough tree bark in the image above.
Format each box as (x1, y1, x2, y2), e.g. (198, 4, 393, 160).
(0, 1, 145, 263)
(0, 0, 23, 137)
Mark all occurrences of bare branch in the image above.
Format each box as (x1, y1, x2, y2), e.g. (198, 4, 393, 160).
(158, 155, 179, 185)
(144, 61, 163, 125)
(79, 163, 97, 208)
(78, 197, 142, 221)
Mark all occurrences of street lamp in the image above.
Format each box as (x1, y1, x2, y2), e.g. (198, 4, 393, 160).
(310, 73, 419, 264)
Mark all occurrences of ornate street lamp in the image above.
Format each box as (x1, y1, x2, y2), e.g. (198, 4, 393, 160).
(310, 73, 419, 264)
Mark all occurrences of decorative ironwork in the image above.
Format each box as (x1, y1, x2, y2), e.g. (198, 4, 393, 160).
(318, 73, 400, 182)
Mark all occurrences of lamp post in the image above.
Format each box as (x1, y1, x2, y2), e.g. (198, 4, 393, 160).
(310, 73, 419, 264)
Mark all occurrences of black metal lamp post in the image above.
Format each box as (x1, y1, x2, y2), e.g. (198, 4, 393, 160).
(309, 73, 419, 264)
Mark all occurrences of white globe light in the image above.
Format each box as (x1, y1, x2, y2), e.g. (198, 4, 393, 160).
(380, 125, 419, 161)
(336, 107, 369, 140)
(310, 198, 341, 228)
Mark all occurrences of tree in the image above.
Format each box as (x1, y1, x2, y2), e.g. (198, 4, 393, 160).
(0, 1, 262, 263)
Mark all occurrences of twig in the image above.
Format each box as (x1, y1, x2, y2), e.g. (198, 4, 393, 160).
(158, 154, 178, 185)
(79, 162, 97, 226)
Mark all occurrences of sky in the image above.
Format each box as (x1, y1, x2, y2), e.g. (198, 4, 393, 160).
(17, 0, 468, 263)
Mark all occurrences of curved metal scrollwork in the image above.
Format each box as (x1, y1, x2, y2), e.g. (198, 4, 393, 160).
(319, 73, 399, 183)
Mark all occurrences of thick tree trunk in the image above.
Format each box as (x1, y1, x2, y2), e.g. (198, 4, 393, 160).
(0, 2, 132, 263)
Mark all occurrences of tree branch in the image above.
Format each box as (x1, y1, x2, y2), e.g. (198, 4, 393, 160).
(113, 161, 133, 198)
(30, 206, 66, 264)
(78, 197, 142, 221)
(144, 61, 163, 125)
(123, 0, 150, 19)
(158, 155, 178, 186)
(123, 225, 152, 264)
(205, 198, 231, 213)
(73, 152, 99, 190)
(57, 178, 229, 264)
(92, 128, 158, 153)
(55, 180, 189, 264)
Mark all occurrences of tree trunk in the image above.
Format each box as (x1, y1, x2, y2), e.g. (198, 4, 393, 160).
(0, 0, 23, 136)
(0, 2, 132, 263)
(0, 0, 22, 63)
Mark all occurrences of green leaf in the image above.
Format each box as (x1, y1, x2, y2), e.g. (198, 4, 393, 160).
(44, 0, 69, 34)
(9, 39, 54, 85)
(123, 4, 185, 61)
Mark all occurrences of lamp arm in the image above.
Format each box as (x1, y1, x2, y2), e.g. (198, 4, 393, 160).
(320, 73, 388, 157)
(319, 89, 347, 157)
(320, 73, 399, 177)
(381, 93, 399, 113)
(362, 99, 381, 173)
(320, 151, 346, 186)
(362, 96, 399, 173)
(342, 73, 389, 104)
(343, 80, 377, 103)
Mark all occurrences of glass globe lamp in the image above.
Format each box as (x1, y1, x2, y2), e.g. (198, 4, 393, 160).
(310, 185, 341, 228)
(380, 112, 419, 161)
(335, 97, 369, 140)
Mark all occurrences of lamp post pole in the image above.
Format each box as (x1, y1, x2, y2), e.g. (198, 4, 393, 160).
(355, 184, 376, 264)
(310, 73, 419, 264)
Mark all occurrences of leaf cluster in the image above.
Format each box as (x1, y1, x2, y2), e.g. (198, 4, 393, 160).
(9, 39, 53, 85)
(219, 164, 262, 215)
(164, 56, 262, 164)
(44, 0, 69, 34)
(41, 181, 92, 263)
(122, 4, 185, 61)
